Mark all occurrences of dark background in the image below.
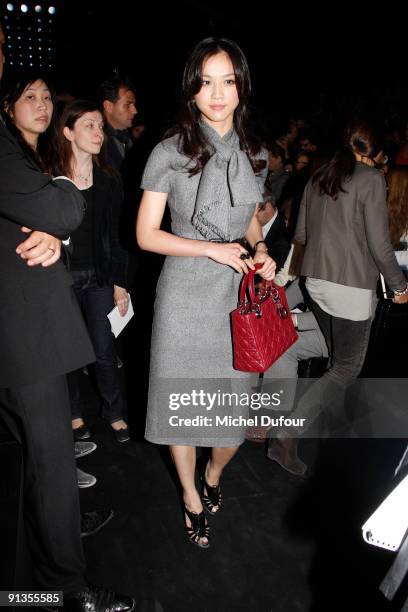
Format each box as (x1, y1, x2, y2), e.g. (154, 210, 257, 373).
(2, 4, 408, 610)
(2, 0, 408, 144)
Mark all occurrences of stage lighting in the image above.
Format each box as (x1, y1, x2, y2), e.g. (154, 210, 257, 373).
(5, 0, 56, 70)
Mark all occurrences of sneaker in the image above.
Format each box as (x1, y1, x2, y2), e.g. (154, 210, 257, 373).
(81, 509, 114, 537)
(74, 441, 97, 459)
(77, 467, 97, 488)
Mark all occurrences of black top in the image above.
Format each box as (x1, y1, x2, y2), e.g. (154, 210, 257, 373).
(70, 186, 94, 270)
(68, 164, 128, 289)
(263, 211, 291, 270)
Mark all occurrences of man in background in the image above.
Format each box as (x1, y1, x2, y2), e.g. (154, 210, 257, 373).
(100, 75, 138, 171)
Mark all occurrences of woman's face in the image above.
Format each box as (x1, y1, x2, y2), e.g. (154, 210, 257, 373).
(63, 111, 104, 155)
(295, 154, 309, 172)
(10, 79, 53, 146)
(194, 51, 239, 136)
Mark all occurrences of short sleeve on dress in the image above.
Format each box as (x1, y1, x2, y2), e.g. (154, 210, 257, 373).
(140, 139, 176, 194)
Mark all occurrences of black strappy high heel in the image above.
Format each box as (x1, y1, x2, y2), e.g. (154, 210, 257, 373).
(184, 505, 210, 548)
(198, 456, 222, 515)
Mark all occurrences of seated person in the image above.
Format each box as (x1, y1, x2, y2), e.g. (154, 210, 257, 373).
(264, 278, 328, 475)
(246, 276, 328, 479)
(264, 143, 289, 206)
(256, 189, 291, 270)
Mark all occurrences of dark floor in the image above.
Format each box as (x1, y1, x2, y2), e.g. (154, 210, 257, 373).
(4, 258, 408, 612)
(72, 267, 408, 612)
(78, 398, 407, 612)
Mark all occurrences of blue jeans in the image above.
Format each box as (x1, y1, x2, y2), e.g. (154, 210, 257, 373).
(67, 269, 126, 424)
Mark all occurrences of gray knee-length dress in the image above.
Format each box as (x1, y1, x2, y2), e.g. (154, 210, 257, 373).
(141, 134, 267, 446)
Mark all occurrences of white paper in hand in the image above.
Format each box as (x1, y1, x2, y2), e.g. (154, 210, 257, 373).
(107, 294, 134, 338)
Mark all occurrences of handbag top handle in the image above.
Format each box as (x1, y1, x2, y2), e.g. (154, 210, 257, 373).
(239, 263, 271, 306)
(238, 264, 288, 319)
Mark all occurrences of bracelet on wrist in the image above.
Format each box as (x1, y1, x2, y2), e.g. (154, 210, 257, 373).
(254, 240, 268, 250)
(394, 283, 408, 297)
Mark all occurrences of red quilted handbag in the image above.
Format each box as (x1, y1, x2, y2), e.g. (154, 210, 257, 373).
(231, 264, 298, 373)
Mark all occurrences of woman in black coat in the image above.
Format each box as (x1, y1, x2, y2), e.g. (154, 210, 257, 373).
(0, 73, 95, 595)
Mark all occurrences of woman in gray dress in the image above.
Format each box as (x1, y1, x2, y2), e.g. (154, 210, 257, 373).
(136, 37, 275, 548)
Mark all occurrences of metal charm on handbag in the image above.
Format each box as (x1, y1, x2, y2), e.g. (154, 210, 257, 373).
(231, 264, 298, 373)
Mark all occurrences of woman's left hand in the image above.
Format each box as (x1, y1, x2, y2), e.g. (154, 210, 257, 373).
(252, 250, 276, 281)
(114, 285, 130, 317)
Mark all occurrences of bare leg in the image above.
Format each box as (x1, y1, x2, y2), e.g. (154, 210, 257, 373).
(204, 446, 239, 513)
(170, 445, 208, 546)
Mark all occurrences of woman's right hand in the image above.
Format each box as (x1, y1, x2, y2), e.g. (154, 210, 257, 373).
(207, 242, 255, 274)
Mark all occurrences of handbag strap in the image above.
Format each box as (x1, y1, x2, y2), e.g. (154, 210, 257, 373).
(238, 264, 288, 318)
(239, 263, 271, 305)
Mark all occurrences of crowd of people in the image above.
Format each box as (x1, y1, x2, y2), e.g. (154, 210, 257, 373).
(1, 19, 408, 611)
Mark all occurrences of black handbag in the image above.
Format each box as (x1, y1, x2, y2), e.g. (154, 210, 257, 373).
(362, 274, 408, 377)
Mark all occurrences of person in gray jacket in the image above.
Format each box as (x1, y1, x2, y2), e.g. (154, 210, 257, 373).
(269, 119, 408, 472)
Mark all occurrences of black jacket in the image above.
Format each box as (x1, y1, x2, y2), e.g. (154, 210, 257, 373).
(0, 118, 95, 388)
(104, 123, 133, 172)
(263, 211, 291, 270)
(84, 164, 128, 289)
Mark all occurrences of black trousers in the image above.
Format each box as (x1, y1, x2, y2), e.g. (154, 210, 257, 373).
(0, 375, 86, 594)
(290, 299, 373, 435)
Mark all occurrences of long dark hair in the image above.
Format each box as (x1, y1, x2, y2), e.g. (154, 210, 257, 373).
(54, 99, 113, 178)
(1, 72, 56, 172)
(313, 119, 383, 198)
(168, 37, 265, 175)
(387, 167, 408, 247)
